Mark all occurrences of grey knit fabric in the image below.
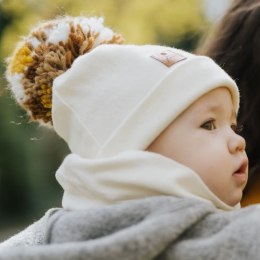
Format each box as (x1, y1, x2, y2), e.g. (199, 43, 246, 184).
(1, 196, 260, 260)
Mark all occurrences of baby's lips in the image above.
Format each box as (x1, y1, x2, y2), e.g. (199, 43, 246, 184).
(234, 157, 248, 175)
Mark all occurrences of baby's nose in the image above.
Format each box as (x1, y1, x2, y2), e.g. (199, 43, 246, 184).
(228, 133, 246, 154)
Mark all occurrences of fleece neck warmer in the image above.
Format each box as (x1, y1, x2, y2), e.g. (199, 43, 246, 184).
(56, 150, 239, 211)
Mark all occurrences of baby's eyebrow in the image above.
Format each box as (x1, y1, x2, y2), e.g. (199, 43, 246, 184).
(206, 104, 237, 120)
(205, 104, 223, 113)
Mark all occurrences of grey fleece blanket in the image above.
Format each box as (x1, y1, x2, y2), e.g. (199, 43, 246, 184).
(1, 196, 260, 260)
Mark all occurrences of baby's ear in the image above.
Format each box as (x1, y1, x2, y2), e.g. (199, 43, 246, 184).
(5, 16, 124, 127)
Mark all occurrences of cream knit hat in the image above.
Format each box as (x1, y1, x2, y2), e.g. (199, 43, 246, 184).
(6, 16, 239, 159)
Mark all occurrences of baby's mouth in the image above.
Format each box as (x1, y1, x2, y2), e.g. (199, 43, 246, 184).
(232, 158, 248, 183)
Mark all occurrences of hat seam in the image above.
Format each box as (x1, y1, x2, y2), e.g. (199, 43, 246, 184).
(53, 91, 102, 148)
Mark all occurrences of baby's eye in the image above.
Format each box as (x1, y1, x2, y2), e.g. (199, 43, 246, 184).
(231, 123, 243, 134)
(200, 119, 216, 130)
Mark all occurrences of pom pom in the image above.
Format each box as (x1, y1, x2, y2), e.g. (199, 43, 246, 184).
(6, 16, 124, 126)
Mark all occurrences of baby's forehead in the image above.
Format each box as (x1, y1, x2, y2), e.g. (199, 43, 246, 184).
(204, 103, 237, 118)
(190, 88, 237, 118)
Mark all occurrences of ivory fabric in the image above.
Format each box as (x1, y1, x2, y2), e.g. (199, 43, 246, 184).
(55, 150, 239, 211)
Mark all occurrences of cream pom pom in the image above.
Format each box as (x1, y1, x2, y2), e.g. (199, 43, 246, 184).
(6, 16, 124, 126)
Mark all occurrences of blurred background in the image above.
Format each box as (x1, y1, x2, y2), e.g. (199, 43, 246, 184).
(0, 0, 232, 241)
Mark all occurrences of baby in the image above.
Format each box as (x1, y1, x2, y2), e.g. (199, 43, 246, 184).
(148, 86, 248, 206)
(0, 16, 251, 256)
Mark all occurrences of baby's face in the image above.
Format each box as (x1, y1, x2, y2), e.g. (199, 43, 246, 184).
(148, 87, 248, 206)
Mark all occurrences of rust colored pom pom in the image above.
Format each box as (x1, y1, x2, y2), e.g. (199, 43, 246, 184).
(6, 16, 124, 126)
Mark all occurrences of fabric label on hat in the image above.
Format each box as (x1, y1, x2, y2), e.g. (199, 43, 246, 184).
(151, 50, 187, 67)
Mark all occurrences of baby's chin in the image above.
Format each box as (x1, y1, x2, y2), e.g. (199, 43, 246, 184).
(221, 192, 243, 207)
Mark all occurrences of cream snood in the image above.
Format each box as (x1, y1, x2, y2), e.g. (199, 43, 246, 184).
(56, 151, 239, 211)
(52, 44, 240, 211)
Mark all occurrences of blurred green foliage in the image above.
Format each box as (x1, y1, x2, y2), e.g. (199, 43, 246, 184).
(0, 0, 207, 59)
(0, 0, 209, 239)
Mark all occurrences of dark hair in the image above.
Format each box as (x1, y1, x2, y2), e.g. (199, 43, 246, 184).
(197, 0, 260, 190)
